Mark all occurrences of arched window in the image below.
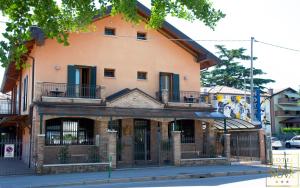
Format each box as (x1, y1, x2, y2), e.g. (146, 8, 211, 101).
(45, 118, 94, 145)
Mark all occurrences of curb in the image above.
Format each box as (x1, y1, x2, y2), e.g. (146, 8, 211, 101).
(33, 169, 272, 188)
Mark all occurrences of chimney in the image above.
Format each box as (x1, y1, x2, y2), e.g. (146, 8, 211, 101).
(268, 88, 273, 95)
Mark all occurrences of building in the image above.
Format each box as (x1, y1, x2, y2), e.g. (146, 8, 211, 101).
(269, 88, 300, 136)
(200, 86, 271, 132)
(0, 3, 266, 175)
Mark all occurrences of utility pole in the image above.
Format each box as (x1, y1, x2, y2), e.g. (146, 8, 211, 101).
(250, 37, 255, 122)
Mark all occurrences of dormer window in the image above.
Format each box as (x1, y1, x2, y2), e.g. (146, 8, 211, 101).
(104, 27, 116, 36)
(137, 32, 147, 40)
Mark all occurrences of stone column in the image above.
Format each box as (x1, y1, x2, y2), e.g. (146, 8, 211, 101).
(171, 131, 181, 166)
(161, 121, 169, 140)
(36, 134, 45, 174)
(205, 120, 215, 156)
(107, 130, 117, 169)
(258, 129, 266, 163)
(195, 120, 203, 153)
(121, 119, 134, 166)
(96, 120, 109, 162)
(224, 134, 231, 159)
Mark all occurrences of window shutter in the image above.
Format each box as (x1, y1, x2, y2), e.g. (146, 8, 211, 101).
(90, 66, 97, 98)
(172, 74, 180, 102)
(67, 65, 76, 97)
(159, 72, 163, 100)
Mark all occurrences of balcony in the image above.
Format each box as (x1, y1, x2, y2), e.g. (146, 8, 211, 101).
(36, 82, 103, 104)
(0, 99, 15, 116)
(275, 110, 299, 117)
(156, 90, 210, 108)
(278, 97, 299, 105)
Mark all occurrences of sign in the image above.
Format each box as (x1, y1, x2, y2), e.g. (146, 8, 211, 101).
(4, 144, 14, 158)
(253, 87, 262, 126)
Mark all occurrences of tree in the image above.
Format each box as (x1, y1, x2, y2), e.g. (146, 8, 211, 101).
(201, 45, 275, 90)
(0, 0, 225, 68)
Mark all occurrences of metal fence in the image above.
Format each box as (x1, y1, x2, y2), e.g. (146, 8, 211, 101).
(230, 133, 260, 161)
(39, 82, 102, 99)
(181, 134, 224, 159)
(156, 91, 207, 103)
(0, 99, 13, 114)
(0, 139, 33, 176)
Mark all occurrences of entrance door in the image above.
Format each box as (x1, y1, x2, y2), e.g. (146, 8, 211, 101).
(134, 119, 150, 163)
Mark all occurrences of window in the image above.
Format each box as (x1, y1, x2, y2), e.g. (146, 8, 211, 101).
(296, 111, 300, 115)
(137, 32, 147, 40)
(168, 120, 195, 143)
(45, 118, 94, 145)
(137, 71, 147, 80)
(104, 27, 115, 36)
(104, 68, 115, 77)
(23, 76, 28, 111)
(284, 111, 290, 115)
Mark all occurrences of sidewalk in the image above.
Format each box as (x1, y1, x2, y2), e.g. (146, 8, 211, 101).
(0, 165, 272, 188)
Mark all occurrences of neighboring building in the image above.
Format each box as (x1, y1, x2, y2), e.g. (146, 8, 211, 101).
(269, 88, 300, 136)
(0, 3, 265, 175)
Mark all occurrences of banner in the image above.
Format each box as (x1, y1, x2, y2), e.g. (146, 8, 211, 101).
(4, 144, 14, 158)
(253, 87, 262, 125)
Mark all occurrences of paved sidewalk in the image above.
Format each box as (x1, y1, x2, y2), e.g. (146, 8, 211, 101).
(0, 165, 272, 188)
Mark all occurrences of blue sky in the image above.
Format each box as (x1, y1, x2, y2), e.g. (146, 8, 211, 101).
(0, 0, 299, 91)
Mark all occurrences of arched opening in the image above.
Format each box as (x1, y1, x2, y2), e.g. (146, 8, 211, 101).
(45, 118, 94, 145)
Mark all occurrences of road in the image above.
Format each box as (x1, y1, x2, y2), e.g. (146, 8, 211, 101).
(63, 174, 271, 188)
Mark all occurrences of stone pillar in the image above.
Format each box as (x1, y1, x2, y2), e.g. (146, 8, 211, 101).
(96, 120, 109, 162)
(36, 134, 45, 174)
(161, 121, 169, 140)
(224, 134, 231, 159)
(205, 121, 215, 156)
(107, 130, 117, 169)
(258, 129, 266, 163)
(195, 120, 203, 153)
(171, 131, 181, 166)
(121, 119, 134, 166)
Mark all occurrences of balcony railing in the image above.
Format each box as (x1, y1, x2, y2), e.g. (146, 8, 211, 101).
(39, 82, 102, 99)
(156, 90, 207, 103)
(275, 110, 298, 117)
(0, 99, 14, 115)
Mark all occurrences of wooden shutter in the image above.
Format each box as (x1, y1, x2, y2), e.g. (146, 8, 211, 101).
(172, 74, 180, 102)
(67, 65, 76, 97)
(90, 66, 97, 98)
(159, 72, 164, 100)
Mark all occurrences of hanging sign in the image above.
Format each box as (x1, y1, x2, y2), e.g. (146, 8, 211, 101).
(4, 144, 15, 158)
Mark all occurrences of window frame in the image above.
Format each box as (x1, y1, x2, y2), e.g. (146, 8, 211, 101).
(137, 71, 147, 80)
(137, 32, 147, 40)
(104, 27, 116, 36)
(104, 68, 116, 78)
(22, 75, 28, 111)
(45, 118, 94, 146)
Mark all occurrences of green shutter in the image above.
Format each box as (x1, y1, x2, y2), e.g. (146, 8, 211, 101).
(159, 72, 163, 100)
(172, 74, 180, 102)
(90, 66, 97, 98)
(67, 65, 76, 97)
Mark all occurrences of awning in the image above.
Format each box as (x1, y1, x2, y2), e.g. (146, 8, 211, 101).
(214, 119, 258, 130)
(277, 105, 300, 111)
(280, 117, 300, 124)
(37, 104, 227, 120)
(285, 93, 300, 99)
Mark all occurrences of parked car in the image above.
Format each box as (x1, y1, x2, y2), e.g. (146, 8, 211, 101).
(271, 137, 283, 150)
(285, 135, 300, 148)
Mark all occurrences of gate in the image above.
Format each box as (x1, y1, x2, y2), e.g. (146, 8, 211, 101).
(134, 120, 151, 164)
(230, 132, 260, 161)
(0, 139, 33, 176)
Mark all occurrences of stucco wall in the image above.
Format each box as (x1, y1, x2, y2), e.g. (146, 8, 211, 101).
(30, 15, 200, 99)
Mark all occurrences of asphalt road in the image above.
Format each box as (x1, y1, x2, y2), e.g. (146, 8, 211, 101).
(63, 174, 271, 188)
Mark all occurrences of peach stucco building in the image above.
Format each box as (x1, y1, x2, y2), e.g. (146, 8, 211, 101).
(0, 2, 256, 175)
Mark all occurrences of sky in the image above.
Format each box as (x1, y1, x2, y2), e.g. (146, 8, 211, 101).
(0, 0, 299, 91)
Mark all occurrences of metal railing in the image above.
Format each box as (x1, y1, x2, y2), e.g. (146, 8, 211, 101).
(181, 135, 224, 159)
(0, 99, 14, 115)
(156, 91, 207, 103)
(278, 97, 299, 104)
(40, 82, 102, 99)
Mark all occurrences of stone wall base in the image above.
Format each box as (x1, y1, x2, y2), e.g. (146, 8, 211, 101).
(41, 163, 109, 174)
(180, 158, 230, 166)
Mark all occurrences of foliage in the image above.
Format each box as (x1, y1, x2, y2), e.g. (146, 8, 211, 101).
(0, 0, 225, 68)
(201, 45, 275, 90)
(282, 127, 300, 134)
(58, 145, 70, 164)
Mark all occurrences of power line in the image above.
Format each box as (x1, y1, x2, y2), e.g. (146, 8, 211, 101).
(255, 40, 300, 53)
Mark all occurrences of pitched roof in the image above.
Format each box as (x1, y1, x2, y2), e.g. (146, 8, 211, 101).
(201, 85, 270, 97)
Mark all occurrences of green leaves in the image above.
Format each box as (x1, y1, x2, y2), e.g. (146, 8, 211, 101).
(201, 45, 275, 90)
(0, 0, 224, 68)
